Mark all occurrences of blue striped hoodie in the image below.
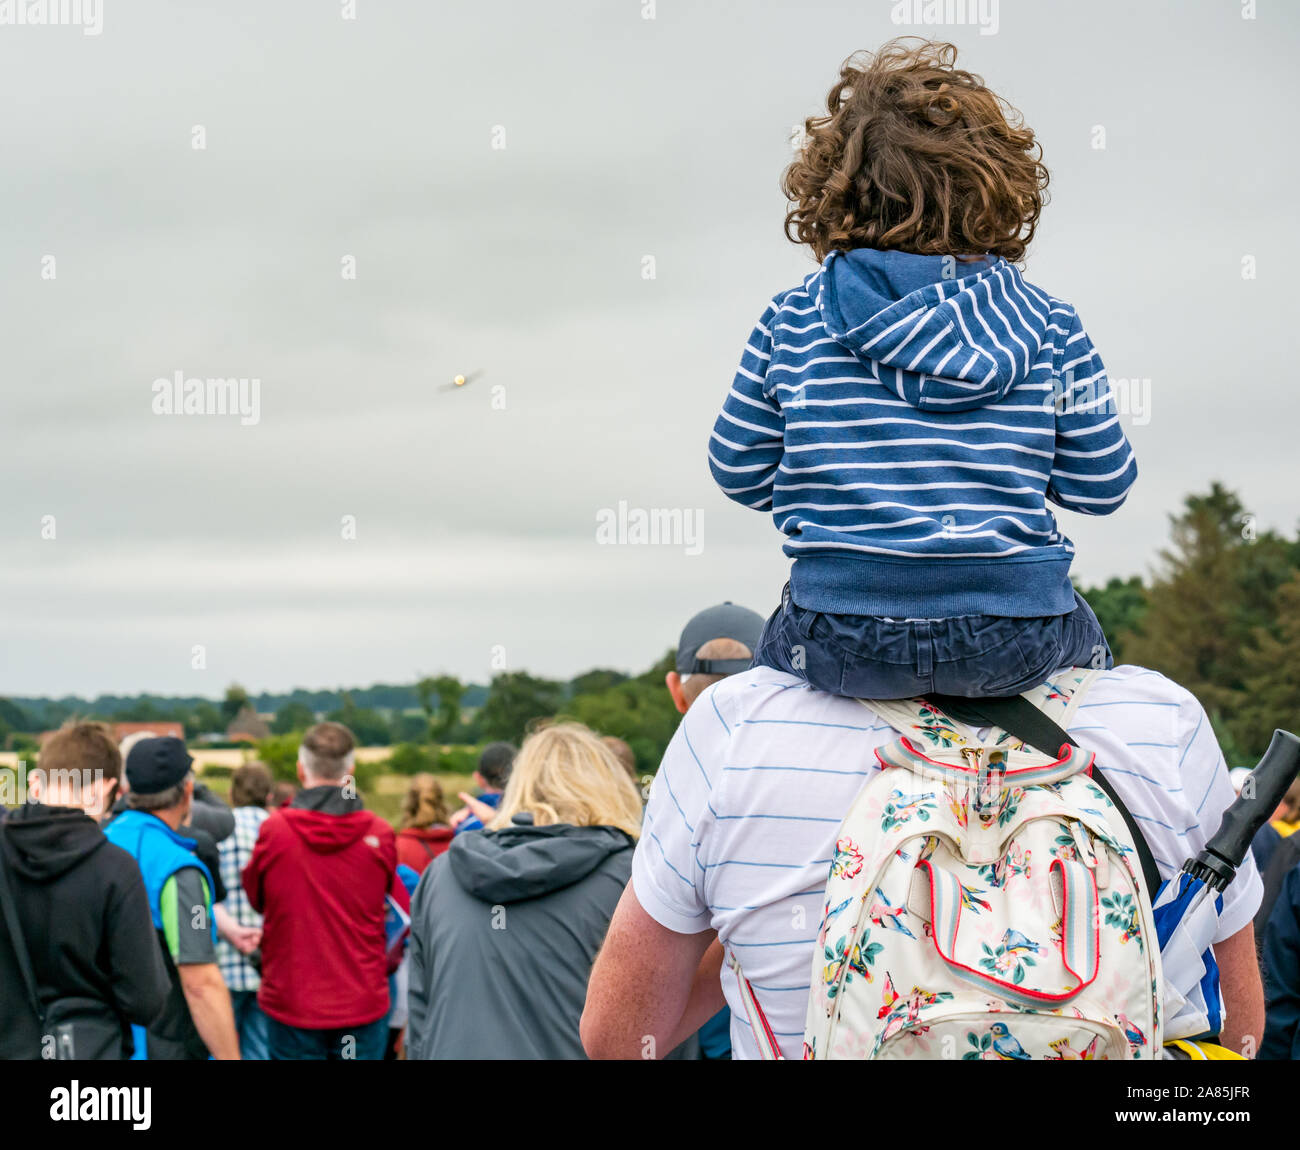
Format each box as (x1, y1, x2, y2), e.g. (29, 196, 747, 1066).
(709, 249, 1137, 618)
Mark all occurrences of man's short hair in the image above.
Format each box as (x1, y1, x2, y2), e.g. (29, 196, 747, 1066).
(299, 722, 356, 781)
(231, 761, 274, 808)
(39, 722, 122, 788)
(680, 637, 754, 708)
(126, 771, 193, 813)
(477, 742, 517, 790)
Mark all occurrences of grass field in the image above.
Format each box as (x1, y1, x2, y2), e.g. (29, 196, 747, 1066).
(198, 767, 477, 827)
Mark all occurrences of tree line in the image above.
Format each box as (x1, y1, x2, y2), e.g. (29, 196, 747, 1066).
(1079, 482, 1300, 764)
(4, 482, 1295, 771)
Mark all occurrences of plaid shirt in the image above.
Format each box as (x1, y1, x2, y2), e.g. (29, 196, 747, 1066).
(215, 805, 270, 992)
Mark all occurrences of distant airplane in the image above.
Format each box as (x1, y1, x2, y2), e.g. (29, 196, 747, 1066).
(440, 370, 485, 392)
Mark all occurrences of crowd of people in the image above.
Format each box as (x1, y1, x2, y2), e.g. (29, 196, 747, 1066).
(2, 39, 1298, 1062)
(0, 601, 768, 1060)
(2, 592, 1298, 1061)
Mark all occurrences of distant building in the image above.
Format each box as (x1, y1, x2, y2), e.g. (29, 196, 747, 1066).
(112, 721, 186, 743)
(226, 705, 271, 744)
(38, 721, 186, 747)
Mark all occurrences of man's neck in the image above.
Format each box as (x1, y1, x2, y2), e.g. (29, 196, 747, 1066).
(151, 807, 188, 832)
(37, 796, 98, 820)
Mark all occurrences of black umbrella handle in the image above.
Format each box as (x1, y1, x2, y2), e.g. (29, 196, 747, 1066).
(1188, 729, 1300, 890)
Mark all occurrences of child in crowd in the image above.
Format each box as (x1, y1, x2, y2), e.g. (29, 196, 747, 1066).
(710, 39, 1136, 699)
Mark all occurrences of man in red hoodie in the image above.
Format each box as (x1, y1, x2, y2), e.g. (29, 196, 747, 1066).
(243, 722, 405, 1060)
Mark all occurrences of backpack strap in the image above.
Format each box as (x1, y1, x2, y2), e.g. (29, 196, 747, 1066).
(725, 951, 784, 1060)
(922, 692, 1163, 901)
(0, 826, 46, 1027)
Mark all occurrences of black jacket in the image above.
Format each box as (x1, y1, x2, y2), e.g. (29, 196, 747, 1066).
(0, 804, 169, 1058)
(1261, 835, 1300, 1059)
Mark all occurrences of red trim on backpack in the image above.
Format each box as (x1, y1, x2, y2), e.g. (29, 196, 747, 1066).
(916, 859, 1101, 1005)
(876, 737, 1086, 778)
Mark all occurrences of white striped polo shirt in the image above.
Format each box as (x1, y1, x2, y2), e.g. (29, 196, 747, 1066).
(631, 664, 1263, 1060)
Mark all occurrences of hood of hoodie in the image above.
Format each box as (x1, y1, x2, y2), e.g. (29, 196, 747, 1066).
(815, 248, 1048, 412)
(281, 784, 376, 854)
(1, 802, 107, 882)
(448, 821, 634, 904)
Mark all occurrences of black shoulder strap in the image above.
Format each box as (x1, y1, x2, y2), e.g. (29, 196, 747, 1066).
(0, 826, 46, 1023)
(924, 693, 1163, 901)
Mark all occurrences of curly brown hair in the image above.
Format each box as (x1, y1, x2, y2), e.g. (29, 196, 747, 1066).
(783, 39, 1048, 263)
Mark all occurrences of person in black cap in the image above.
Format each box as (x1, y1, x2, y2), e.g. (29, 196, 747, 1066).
(103, 737, 240, 1059)
(106, 731, 236, 901)
(661, 601, 764, 1061)
(665, 601, 765, 716)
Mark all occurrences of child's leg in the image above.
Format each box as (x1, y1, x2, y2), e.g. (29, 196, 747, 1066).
(1053, 589, 1114, 672)
(750, 587, 846, 692)
(752, 587, 932, 699)
(930, 591, 1112, 697)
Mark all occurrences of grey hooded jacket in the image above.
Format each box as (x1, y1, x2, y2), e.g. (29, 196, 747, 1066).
(407, 817, 635, 1059)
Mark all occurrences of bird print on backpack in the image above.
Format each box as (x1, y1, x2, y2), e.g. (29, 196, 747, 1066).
(868, 887, 916, 939)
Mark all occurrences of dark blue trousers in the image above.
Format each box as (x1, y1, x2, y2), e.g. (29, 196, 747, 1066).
(264, 1013, 388, 1061)
(753, 585, 1111, 699)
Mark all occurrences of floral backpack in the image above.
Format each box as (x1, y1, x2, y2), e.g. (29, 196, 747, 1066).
(730, 668, 1163, 1060)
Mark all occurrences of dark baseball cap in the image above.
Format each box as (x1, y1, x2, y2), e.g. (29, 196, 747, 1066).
(124, 736, 194, 795)
(675, 602, 765, 675)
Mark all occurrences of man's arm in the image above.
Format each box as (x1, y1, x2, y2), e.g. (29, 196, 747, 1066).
(582, 882, 722, 1060)
(177, 964, 240, 1060)
(213, 902, 260, 955)
(163, 868, 240, 1060)
(454, 792, 498, 830)
(1214, 921, 1265, 1057)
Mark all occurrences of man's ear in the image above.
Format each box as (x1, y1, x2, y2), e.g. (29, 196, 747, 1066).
(665, 672, 689, 715)
(296, 760, 306, 785)
(25, 768, 42, 803)
(102, 776, 119, 807)
(473, 771, 485, 790)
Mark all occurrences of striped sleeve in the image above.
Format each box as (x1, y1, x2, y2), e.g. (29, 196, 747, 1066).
(1046, 311, 1138, 516)
(630, 696, 722, 935)
(708, 302, 785, 513)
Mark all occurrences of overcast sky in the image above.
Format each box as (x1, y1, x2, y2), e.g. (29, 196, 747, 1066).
(1, 0, 1296, 698)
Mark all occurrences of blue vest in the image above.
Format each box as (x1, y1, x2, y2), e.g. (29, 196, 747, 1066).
(103, 809, 217, 1059)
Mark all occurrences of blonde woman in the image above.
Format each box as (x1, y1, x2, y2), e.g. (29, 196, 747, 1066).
(407, 723, 644, 1059)
(395, 774, 454, 876)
